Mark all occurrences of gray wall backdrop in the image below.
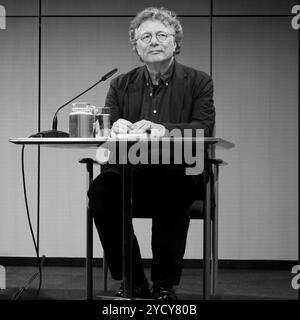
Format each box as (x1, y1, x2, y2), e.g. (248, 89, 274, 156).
(0, 0, 298, 261)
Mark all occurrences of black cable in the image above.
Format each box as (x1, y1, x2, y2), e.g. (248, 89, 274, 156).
(11, 145, 43, 300)
(37, 0, 42, 258)
(12, 256, 46, 301)
(293, 0, 300, 300)
(210, 0, 213, 78)
(13, 0, 43, 300)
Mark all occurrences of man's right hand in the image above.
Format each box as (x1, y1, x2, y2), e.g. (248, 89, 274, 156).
(111, 119, 133, 137)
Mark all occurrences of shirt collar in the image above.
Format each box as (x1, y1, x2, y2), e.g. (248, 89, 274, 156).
(144, 59, 175, 87)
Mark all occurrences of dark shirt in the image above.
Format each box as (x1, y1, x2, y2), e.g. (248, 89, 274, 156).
(140, 61, 175, 122)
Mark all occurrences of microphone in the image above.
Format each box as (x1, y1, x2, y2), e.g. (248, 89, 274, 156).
(30, 68, 118, 138)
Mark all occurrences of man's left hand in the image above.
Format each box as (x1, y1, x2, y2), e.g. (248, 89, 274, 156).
(131, 120, 166, 137)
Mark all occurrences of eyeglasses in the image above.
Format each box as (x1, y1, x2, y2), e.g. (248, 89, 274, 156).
(136, 31, 175, 44)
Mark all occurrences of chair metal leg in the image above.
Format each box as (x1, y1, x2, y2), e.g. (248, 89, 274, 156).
(210, 166, 215, 296)
(103, 251, 108, 292)
(85, 160, 94, 300)
(203, 167, 211, 300)
(122, 164, 133, 298)
(211, 221, 218, 296)
(211, 164, 219, 296)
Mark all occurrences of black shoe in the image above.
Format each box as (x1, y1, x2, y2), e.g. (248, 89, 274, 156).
(152, 284, 178, 300)
(114, 279, 151, 299)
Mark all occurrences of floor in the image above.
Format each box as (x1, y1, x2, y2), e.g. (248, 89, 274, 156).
(0, 266, 298, 300)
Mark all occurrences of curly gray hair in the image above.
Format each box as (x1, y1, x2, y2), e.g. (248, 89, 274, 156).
(129, 7, 183, 55)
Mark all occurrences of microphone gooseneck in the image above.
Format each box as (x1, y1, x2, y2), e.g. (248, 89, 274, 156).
(52, 68, 118, 131)
(30, 68, 118, 138)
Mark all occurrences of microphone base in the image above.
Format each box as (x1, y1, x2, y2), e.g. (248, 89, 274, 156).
(29, 130, 70, 138)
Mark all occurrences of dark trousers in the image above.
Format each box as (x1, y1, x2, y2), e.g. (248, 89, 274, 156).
(88, 165, 199, 286)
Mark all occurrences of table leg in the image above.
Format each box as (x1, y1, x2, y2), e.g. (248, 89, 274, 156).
(122, 164, 133, 298)
(86, 160, 93, 300)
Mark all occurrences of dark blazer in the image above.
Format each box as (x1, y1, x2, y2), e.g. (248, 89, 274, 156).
(105, 60, 215, 137)
(101, 61, 215, 200)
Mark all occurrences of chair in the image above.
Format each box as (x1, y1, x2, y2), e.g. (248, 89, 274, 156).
(79, 148, 226, 299)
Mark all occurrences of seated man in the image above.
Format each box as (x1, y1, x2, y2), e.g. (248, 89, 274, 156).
(88, 7, 215, 300)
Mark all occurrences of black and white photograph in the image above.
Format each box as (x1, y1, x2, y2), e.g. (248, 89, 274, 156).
(0, 0, 299, 315)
